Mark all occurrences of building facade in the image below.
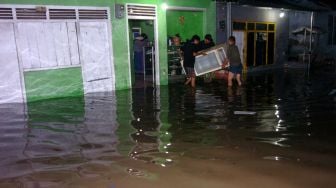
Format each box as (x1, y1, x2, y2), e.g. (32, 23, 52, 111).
(0, 0, 216, 103)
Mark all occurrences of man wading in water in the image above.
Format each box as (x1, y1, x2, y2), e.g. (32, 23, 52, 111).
(181, 35, 202, 88)
(225, 36, 243, 87)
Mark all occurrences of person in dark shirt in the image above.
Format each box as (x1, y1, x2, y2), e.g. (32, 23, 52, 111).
(201, 34, 215, 50)
(226, 36, 243, 87)
(200, 34, 216, 83)
(181, 35, 201, 87)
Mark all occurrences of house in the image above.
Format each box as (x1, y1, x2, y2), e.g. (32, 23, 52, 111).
(1, 0, 335, 104)
(216, 0, 329, 70)
(0, 0, 216, 103)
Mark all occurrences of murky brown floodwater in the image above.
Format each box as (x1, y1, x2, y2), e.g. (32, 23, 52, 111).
(0, 69, 335, 188)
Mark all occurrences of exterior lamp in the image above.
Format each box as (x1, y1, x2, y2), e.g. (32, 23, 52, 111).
(162, 3, 168, 10)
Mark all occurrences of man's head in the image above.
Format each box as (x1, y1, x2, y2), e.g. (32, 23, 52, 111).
(141, 33, 148, 40)
(173, 34, 181, 45)
(228, 36, 236, 45)
(204, 34, 213, 44)
(191, 35, 201, 45)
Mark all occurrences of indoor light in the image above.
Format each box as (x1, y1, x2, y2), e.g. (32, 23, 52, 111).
(161, 3, 168, 10)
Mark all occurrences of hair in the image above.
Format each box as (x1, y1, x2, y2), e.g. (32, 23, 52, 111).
(141, 33, 148, 40)
(175, 34, 181, 38)
(205, 34, 213, 42)
(228, 36, 236, 42)
(191, 35, 201, 42)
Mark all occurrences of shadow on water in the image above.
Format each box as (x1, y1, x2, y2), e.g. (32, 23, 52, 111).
(0, 69, 335, 187)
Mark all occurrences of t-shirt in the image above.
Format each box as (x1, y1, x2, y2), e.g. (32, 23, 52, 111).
(227, 45, 241, 66)
(181, 42, 201, 68)
(134, 39, 148, 52)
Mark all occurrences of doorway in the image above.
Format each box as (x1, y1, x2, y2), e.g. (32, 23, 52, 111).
(126, 4, 159, 88)
(128, 19, 156, 87)
(166, 7, 205, 79)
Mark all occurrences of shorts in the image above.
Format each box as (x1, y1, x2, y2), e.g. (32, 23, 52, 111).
(185, 67, 195, 77)
(229, 64, 243, 75)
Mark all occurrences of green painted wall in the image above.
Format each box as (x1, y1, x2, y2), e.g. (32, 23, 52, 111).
(111, 0, 216, 86)
(167, 10, 204, 42)
(24, 67, 84, 102)
(140, 21, 155, 42)
(162, 0, 217, 41)
(1, 0, 216, 96)
(113, 0, 168, 86)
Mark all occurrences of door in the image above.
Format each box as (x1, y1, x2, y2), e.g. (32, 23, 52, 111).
(144, 46, 156, 83)
(15, 22, 80, 70)
(246, 32, 255, 67)
(267, 32, 275, 64)
(0, 23, 24, 103)
(233, 31, 245, 66)
(78, 22, 114, 93)
(256, 32, 267, 66)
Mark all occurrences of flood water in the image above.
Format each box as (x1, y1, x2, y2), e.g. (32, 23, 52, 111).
(0, 69, 335, 188)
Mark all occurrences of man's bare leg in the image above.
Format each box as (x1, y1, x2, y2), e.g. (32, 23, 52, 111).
(228, 72, 234, 87)
(185, 77, 191, 85)
(236, 74, 242, 86)
(191, 77, 196, 88)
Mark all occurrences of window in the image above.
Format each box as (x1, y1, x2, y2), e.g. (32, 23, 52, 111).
(256, 23, 267, 31)
(248, 23, 255, 30)
(268, 24, 275, 31)
(233, 22, 246, 30)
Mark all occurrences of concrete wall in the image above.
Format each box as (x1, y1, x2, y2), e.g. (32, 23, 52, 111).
(216, 3, 313, 65)
(216, 4, 227, 44)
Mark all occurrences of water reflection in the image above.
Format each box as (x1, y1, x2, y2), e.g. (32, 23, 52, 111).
(128, 87, 173, 167)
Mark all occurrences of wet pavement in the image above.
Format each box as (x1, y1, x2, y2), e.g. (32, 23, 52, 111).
(0, 69, 335, 188)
